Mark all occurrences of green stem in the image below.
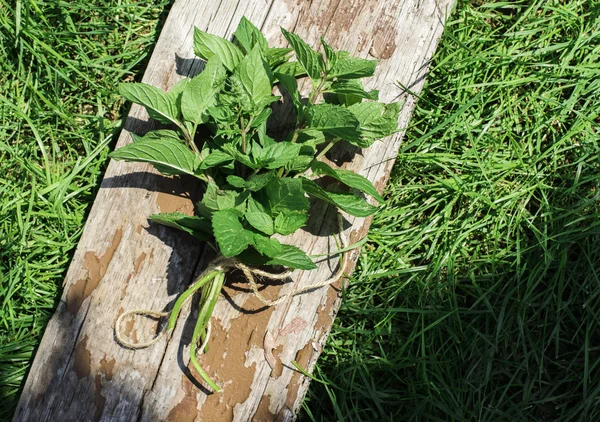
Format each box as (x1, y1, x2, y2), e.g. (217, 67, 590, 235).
(189, 271, 225, 392)
(167, 270, 220, 332)
(315, 138, 339, 161)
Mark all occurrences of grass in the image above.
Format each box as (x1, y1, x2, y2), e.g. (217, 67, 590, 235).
(303, 0, 600, 420)
(1, 0, 600, 420)
(0, 0, 169, 419)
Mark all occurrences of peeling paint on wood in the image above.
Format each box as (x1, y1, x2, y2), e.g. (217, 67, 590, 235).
(14, 0, 455, 421)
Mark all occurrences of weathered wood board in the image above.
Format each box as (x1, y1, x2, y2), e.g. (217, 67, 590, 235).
(14, 0, 455, 420)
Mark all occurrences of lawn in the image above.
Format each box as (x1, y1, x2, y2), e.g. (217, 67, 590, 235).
(1, 0, 599, 421)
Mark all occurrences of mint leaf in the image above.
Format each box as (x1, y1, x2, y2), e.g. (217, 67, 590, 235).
(310, 161, 383, 202)
(199, 150, 233, 170)
(245, 211, 274, 235)
(131, 130, 181, 143)
(119, 83, 179, 126)
(281, 28, 323, 81)
(199, 183, 245, 216)
(325, 79, 379, 106)
(181, 57, 227, 124)
(265, 47, 293, 67)
(265, 177, 309, 214)
(227, 172, 274, 191)
(234, 16, 268, 54)
(193, 27, 243, 72)
(234, 44, 273, 112)
(252, 234, 283, 257)
(150, 212, 212, 240)
(274, 212, 308, 235)
(212, 209, 253, 257)
(302, 178, 378, 217)
(306, 103, 361, 141)
(320, 37, 338, 70)
(274, 61, 306, 78)
(275, 72, 302, 114)
(329, 57, 376, 79)
(266, 244, 317, 270)
(348, 102, 400, 139)
(259, 142, 302, 169)
(110, 138, 200, 177)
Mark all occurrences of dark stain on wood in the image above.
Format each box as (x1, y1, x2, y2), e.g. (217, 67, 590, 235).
(253, 395, 276, 421)
(133, 251, 147, 275)
(66, 228, 123, 314)
(73, 335, 91, 379)
(167, 375, 199, 422)
(99, 354, 116, 381)
(93, 374, 106, 421)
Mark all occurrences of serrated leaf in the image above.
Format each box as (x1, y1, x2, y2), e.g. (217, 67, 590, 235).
(246, 172, 275, 191)
(250, 108, 272, 128)
(245, 212, 274, 235)
(348, 102, 400, 139)
(306, 103, 361, 141)
(274, 61, 306, 78)
(311, 160, 383, 202)
(131, 130, 182, 143)
(234, 44, 273, 111)
(110, 138, 200, 177)
(325, 79, 379, 106)
(252, 234, 283, 257)
(212, 209, 253, 257)
(265, 47, 293, 67)
(193, 27, 243, 71)
(266, 244, 317, 270)
(302, 178, 378, 217)
(257, 142, 302, 169)
(274, 212, 308, 235)
(320, 37, 338, 70)
(150, 212, 212, 240)
(265, 177, 309, 214)
(198, 149, 233, 170)
(199, 183, 245, 217)
(275, 72, 302, 115)
(119, 83, 179, 126)
(181, 57, 227, 124)
(234, 16, 268, 54)
(328, 57, 376, 79)
(227, 175, 246, 188)
(281, 28, 323, 81)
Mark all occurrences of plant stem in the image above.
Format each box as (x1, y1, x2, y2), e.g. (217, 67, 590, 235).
(167, 270, 220, 331)
(315, 138, 339, 161)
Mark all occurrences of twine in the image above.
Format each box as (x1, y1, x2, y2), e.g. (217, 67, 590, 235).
(115, 213, 350, 353)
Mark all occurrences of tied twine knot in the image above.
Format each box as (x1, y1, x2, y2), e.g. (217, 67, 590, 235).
(115, 213, 350, 353)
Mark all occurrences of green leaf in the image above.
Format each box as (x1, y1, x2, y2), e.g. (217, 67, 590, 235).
(227, 175, 246, 188)
(306, 103, 361, 141)
(348, 102, 400, 139)
(131, 130, 181, 143)
(274, 212, 308, 235)
(119, 83, 179, 126)
(266, 244, 317, 270)
(274, 61, 306, 78)
(193, 27, 244, 71)
(199, 183, 245, 216)
(275, 72, 302, 114)
(258, 142, 302, 169)
(226, 172, 274, 191)
(281, 27, 323, 81)
(212, 209, 253, 257)
(310, 160, 383, 202)
(302, 178, 378, 217)
(198, 149, 233, 170)
(149, 212, 212, 240)
(110, 138, 200, 177)
(245, 211, 274, 235)
(265, 177, 309, 214)
(252, 234, 283, 257)
(325, 79, 379, 106)
(328, 57, 377, 79)
(320, 37, 338, 70)
(265, 47, 293, 67)
(234, 44, 273, 111)
(181, 57, 227, 124)
(234, 16, 268, 54)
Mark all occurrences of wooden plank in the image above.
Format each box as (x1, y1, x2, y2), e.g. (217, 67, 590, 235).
(14, 0, 454, 420)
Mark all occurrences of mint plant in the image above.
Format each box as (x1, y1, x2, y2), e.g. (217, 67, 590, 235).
(112, 17, 399, 392)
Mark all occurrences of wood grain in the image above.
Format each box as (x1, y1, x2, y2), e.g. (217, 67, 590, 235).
(14, 0, 455, 420)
